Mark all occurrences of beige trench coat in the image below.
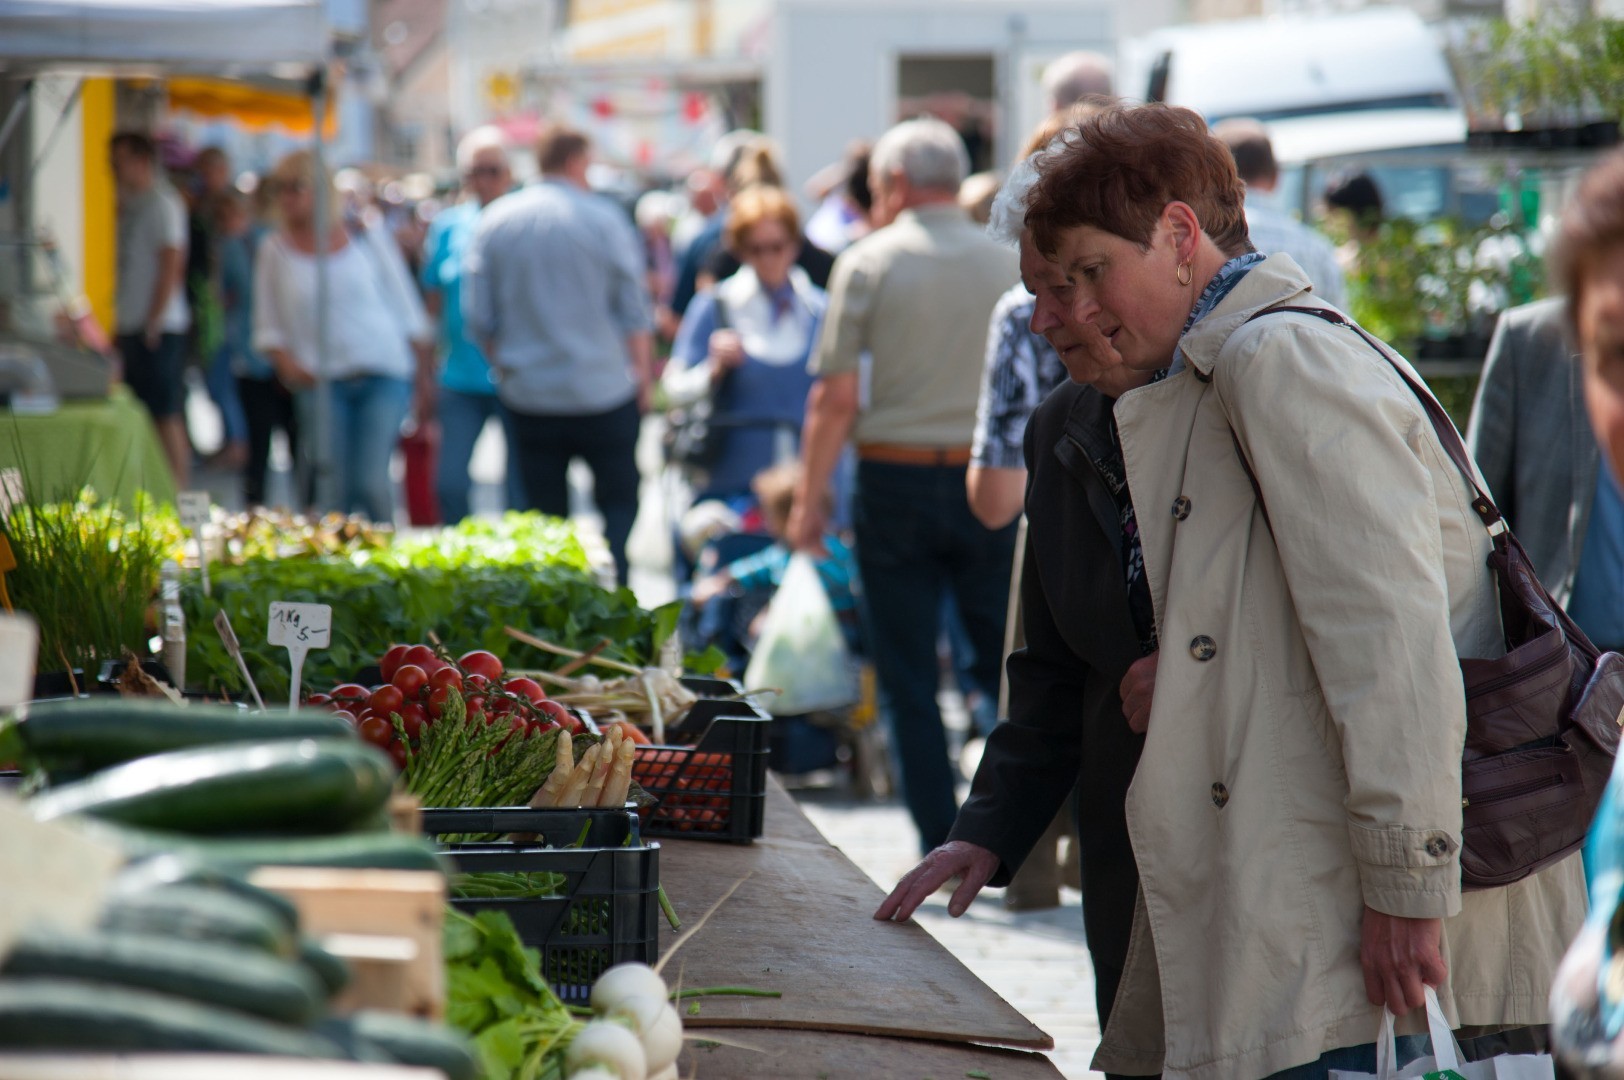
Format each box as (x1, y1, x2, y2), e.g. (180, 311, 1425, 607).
(1092, 256, 1587, 1079)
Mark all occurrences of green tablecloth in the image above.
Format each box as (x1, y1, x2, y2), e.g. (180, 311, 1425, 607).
(0, 387, 177, 508)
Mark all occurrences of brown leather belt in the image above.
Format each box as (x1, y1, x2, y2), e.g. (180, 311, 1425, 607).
(857, 443, 973, 467)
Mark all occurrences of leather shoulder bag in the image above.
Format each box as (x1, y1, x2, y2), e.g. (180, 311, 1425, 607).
(1231, 304, 1624, 889)
(663, 296, 735, 477)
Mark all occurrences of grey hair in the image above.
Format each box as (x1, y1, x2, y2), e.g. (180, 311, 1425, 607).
(1042, 51, 1115, 112)
(871, 117, 970, 193)
(456, 125, 509, 173)
(986, 135, 1070, 248)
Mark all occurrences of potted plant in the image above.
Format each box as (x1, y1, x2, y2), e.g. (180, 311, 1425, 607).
(1453, 15, 1624, 147)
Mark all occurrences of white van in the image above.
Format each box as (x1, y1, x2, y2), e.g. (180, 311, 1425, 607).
(1119, 7, 1475, 220)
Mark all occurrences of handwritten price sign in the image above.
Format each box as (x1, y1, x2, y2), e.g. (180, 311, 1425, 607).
(268, 602, 331, 710)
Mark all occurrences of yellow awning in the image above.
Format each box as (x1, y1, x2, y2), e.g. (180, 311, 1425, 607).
(165, 77, 337, 136)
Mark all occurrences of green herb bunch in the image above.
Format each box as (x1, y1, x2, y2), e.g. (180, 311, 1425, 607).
(444, 908, 582, 1080)
(2, 490, 183, 676)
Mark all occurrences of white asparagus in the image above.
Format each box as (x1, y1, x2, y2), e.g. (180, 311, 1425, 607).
(581, 727, 620, 806)
(530, 729, 573, 808)
(557, 743, 601, 808)
(600, 737, 637, 808)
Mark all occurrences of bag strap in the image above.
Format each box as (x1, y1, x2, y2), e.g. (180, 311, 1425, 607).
(1239, 305, 1508, 541)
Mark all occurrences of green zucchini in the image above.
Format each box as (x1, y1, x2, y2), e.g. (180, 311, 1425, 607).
(102, 883, 296, 957)
(299, 937, 352, 997)
(14, 699, 353, 775)
(0, 978, 346, 1056)
(31, 737, 394, 835)
(177, 868, 302, 932)
(332, 1010, 481, 1080)
(1, 927, 325, 1025)
(88, 821, 450, 875)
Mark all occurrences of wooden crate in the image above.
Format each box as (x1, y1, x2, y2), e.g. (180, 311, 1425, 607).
(251, 867, 445, 1019)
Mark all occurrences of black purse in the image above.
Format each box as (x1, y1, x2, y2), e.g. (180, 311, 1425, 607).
(663, 296, 735, 476)
(1233, 305, 1624, 889)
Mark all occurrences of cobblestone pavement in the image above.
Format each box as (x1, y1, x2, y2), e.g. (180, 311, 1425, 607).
(794, 784, 1105, 1080)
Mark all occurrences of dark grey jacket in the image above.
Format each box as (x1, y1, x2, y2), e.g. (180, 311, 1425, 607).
(1466, 297, 1599, 609)
(949, 380, 1144, 1030)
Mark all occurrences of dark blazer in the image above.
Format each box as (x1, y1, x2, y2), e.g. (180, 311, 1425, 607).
(949, 379, 1145, 1026)
(1466, 297, 1600, 609)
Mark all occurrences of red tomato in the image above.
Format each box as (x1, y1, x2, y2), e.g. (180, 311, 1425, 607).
(428, 666, 463, 693)
(421, 657, 449, 676)
(331, 683, 368, 704)
(387, 741, 409, 770)
(403, 644, 438, 669)
(427, 685, 455, 718)
(379, 645, 410, 682)
(458, 650, 504, 682)
(398, 703, 428, 739)
(508, 715, 529, 736)
(538, 700, 581, 734)
(503, 677, 546, 705)
(332, 709, 357, 726)
(358, 715, 393, 747)
(464, 673, 490, 693)
(392, 664, 429, 698)
(368, 685, 405, 717)
(306, 692, 332, 707)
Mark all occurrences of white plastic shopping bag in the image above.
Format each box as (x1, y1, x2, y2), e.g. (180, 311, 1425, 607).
(743, 552, 858, 716)
(1329, 987, 1554, 1080)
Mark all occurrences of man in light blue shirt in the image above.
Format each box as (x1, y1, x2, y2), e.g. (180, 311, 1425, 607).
(422, 126, 519, 523)
(1214, 119, 1347, 310)
(463, 127, 655, 583)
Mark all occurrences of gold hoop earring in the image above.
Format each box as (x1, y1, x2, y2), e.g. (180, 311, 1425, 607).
(1176, 261, 1193, 286)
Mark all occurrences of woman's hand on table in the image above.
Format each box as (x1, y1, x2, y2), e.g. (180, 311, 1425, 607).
(1120, 651, 1158, 734)
(875, 841, 1000, 922)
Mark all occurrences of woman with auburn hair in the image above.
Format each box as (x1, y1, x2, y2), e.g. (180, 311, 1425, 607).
(662, 184, 828, 515)
(892, 102, 1585, 1079)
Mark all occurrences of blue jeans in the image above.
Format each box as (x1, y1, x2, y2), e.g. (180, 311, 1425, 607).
(853, 460, 1017, 852)
(207, 346, 248, 445)
(436, 387, 521, 523)
(1262, 1035, 1428, 1079)
(327, 374, 411, 524)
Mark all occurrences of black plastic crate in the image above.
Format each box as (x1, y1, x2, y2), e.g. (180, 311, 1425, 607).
(634, 678, 769, 843)
(421, 806, 658, 1003)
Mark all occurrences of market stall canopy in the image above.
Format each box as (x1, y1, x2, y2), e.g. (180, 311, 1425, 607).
(0, 0, 330, 80)
(164, 76, 338, 135)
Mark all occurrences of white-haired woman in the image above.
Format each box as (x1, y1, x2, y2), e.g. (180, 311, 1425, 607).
(252, 150, 433, 521)
(422, 126, 517, 522)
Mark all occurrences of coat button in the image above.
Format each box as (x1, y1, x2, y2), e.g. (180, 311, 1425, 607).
(1424, 835, 1452, 858)
(1211, 782, 1229, 808)
(1172, 496, 1192, 520)
(1190, 635, 1217, 661)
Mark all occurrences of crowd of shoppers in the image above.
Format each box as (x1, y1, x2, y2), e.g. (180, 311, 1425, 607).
(105, 68, 1624, 1078)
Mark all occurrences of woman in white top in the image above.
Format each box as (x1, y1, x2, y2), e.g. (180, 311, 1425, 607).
(252, 150, 433, 522)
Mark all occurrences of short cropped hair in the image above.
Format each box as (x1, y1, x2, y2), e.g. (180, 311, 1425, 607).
(1553, 149, 1624, 335)
(724, 185, 801, 255)
(456, 125, 509, 173)
(110, 131, 157, 161)
(751, 461, 832, 526)
(537, 126, 590, 174)
(1041, 51, 1115, 113)
(1024, 103, 1250, 259)
(870, 117, 969, 194)
(1212, 118, 1277, 186)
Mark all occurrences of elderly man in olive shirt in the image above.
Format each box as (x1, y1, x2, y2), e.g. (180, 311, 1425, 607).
(789, 117, 1020, 852)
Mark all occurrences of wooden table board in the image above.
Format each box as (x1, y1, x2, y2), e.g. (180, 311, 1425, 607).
(657, 778, 1053, 1051)
(678, 1027, 1067, 1079)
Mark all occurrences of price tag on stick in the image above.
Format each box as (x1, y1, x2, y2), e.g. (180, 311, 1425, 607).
(267, 602, 330, 712)
(177, 490, 211, 598)
(213, 609, 267, 713)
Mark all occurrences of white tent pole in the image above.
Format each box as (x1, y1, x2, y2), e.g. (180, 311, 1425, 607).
(310, 67, 335, 511)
